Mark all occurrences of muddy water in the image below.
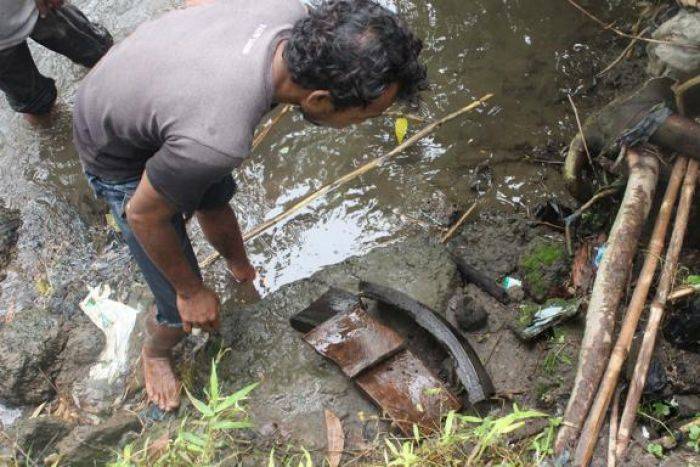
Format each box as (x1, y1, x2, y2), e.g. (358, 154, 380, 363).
(0, 0, 629, 300)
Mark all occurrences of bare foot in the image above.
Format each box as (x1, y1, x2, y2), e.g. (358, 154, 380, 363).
(23, 112, 54, 127)
(227, 259, 257, 283)
(142, 346, 181, 411)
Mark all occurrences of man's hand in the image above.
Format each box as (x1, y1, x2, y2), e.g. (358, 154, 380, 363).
(226, 259, 256, 283)
(35, 0, 64, 17)
(176, 285, 221, 333)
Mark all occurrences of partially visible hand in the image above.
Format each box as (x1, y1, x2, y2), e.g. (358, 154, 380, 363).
(227, 259, 257, 283)
(35, 0, 63, 17)
(176, 285, 220, 333)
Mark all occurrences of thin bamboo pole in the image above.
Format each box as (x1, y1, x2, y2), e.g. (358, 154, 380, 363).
(201, 94, 494, 268)
(607, 386, 621, 467)
(251, 104, 292, 151)
(555, 149, 659, 455)
(573, 156, 688, 465)
(616, 159, 700, 459)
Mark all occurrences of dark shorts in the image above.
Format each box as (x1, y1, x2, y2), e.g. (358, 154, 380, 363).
(86, 172, 236, 326)
(0, 4, 113, 114)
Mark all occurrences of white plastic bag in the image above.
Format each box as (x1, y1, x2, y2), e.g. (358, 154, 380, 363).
(80, 284, 140, 384)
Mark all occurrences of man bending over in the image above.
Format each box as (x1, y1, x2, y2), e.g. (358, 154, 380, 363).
(73, 0, 426, 411)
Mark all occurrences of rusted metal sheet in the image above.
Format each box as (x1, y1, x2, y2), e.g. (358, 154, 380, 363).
(359, 280, 494, 404)
(290, 287, 361, 333)
(303, 306, 405, 378)
(355, 349, 461, 436)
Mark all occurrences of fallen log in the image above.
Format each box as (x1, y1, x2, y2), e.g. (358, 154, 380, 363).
(450, 254, 508, 304)
(555, 149, 659, 455)
(573, 156, 687, 465)
(359, 281, 494, 405)
(616, 159, 699, 459)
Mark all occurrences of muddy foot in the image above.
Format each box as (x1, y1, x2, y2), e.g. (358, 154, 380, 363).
(142, 347, 181, 412)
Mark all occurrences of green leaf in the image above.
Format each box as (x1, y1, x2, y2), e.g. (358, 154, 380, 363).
(181, 432, 207, 447)
(689, 425, 700, 441)
(652, 401, 671, 418)
(214, 382, 259, 413)
(185, 388, 214, 417)
(443, 410, 455, 440)
(268, 448, 276, 467)
(394, 117, 408, 144)
(211, 420, 253, 430)
(686, 275, 700, 285)
(209, 358, 219, 401)
(647, 442, 664, 458)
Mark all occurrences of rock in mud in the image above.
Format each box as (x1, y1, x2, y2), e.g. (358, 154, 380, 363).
(447, 285, 489, 332)
(0, 308, 66, 405)
(517, 237, 569, 303)
(648, 10, 700, 80)
(51, 412, 141, 465)
(0, 204, 20, 273)
(3, 416, 73, 459)
(313, 235, 461, 314)
(674, 394, 700, 418)
(451, 215, 537, 280)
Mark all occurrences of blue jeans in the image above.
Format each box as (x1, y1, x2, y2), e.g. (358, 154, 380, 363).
(85, 172, 235, 326)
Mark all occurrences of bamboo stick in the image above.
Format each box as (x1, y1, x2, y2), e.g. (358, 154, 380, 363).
(608, 386, 621, 467)
(555, 149, 659, 455)
(251, 104, 292, 151)
(439, 199, 480, 244)
(201, 94, 494, 268)
(616, 159, 699, 459)
(573, 156, 688, 465)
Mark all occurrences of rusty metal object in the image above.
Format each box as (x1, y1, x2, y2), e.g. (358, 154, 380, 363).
(304, 306, 404, 378)
(290, 287, 361, 333)
(355, 349, 461, 436)
(359, 281, 494, 404)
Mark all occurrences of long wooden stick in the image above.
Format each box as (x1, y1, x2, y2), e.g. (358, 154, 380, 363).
(573, 156, 687, 465)
(608, 386, 621, 467)
(555, 149, 659, 455)
(439, 199, 480, 244)
(251, 104, 292, 151)
(616, 159, 700, 458)
(201, 94, 493, 268)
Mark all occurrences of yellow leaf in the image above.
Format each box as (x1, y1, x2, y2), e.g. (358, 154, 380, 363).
(105, 213, 120, 232)
(395, 117, 408, 144)
(36, 277, 53, 296)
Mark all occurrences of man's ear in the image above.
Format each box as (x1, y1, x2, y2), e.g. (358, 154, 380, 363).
(304, 90, 334, 114)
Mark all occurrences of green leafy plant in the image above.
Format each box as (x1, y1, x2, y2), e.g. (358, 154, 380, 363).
(109, 350, 257, 466)
(687, 425, 700, 452)
(646, 442, 664, 458)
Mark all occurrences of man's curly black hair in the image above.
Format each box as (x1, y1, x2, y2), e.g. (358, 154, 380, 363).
(284, 0, 428, 110)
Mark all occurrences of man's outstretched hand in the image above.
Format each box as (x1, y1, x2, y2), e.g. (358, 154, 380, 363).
(35, 0, 63, 17)
(177, 285, 221, 333)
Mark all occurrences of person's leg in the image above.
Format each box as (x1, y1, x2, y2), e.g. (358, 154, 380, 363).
(85, 174, 200, 411)
(0, 41, 57, 119)
(29, 4, 113, 68)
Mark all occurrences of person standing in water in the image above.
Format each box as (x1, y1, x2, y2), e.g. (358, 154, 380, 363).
(73, 0, 427, 411)
(0, 0, 113, 125)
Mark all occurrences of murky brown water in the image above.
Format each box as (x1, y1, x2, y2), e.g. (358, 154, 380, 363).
(0, 0, 631, 302)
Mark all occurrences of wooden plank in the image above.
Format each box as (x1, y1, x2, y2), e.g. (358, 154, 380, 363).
(304, 306, 405, 378)
(290, 287, 361, 333)
(355, 349, 461, 436)
(359, 280, 494, 404)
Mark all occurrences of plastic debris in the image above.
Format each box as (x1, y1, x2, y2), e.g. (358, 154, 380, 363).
(593, 245, 606, 268)
(502, 276, 523, 289)
(513, 299, 581, 341)
(80, 284, 140, 384)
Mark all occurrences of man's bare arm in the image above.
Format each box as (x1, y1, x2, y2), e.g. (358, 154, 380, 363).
(126, 172, 220, 332)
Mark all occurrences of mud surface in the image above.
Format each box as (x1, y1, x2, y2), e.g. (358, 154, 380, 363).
(1, 0, 699, 465)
